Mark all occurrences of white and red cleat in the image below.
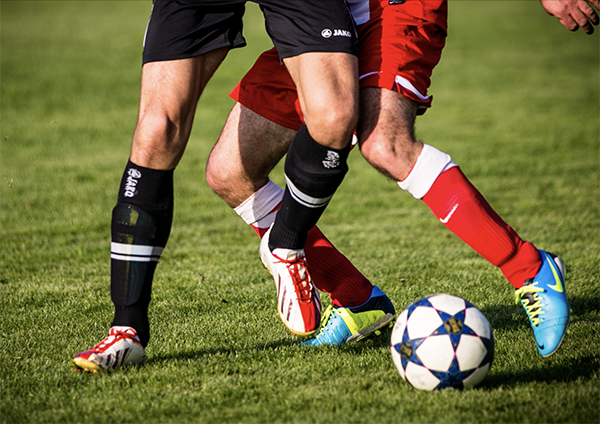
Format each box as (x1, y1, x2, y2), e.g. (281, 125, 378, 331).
(72, 326, 146, 373)
(260, 227, 321, 336)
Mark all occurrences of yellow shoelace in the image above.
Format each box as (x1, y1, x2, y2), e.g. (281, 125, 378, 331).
(515, 284, 545, 326)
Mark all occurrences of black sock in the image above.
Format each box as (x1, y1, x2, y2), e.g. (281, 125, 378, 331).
(269, 124, 350, 250)
(110, 160, 173, 347)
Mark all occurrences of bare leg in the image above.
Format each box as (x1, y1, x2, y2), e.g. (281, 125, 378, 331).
(358, 87, 422, 181)
(207, 103, 374, 308)
(284, 52, 358, 149)
(132, 49, 229, 170)
(207, 103, 295, 207)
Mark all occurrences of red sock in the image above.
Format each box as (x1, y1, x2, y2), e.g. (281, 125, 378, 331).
(304, 226, 373, 307)
(251, 207, 373, 307)
(422, 167, 541, 288)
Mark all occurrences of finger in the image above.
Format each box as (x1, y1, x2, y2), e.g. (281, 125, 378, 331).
(588, 0, 600, 11)
(571, 7, 595, 33)
(560, 15, 580, 31)
(579, 20, 594, 34)
(580, 1, 600, 24)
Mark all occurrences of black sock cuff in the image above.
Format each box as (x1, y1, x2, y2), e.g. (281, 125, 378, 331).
(291, 124, 351, 167)
(285, 124, 351, 197)
(117, 160, 174, 210)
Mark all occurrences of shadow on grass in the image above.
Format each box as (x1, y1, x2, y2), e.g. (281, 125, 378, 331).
(149, 296, 596, 373)
(481, 354, 599, 389)
(480, 295, 598, 332)
(149, 327, 394, 365)
(149, 337, 298, 364)
(478, 295, 599, 389)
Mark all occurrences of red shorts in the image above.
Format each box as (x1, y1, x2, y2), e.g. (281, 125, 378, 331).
(231, 0, 447, 130)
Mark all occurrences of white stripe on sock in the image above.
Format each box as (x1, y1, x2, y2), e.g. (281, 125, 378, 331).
(110, 242, 163, 262)
(285, 175, 333, 209)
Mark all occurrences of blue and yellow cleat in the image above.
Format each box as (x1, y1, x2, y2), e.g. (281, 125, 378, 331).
(299, 286, 395, 347)
(515, 250, 570, 357)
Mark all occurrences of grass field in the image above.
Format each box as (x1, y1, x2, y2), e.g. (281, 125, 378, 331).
(1, 1, 599, 423)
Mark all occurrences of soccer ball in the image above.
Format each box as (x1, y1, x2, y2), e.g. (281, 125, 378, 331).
(390, 294, 494, 391)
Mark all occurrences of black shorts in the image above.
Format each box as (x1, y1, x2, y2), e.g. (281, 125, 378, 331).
(142, 0, 358, 65)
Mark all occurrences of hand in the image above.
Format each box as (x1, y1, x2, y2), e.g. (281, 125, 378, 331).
(540, 0, 600, 34)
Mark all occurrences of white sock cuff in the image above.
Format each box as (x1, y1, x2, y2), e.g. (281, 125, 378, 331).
(397, 144, 456, 199)
(234, 180, 284, 225)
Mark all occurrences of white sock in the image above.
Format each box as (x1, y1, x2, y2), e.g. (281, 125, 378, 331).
(234, 180, 284, 230)
(398, 144, 456, 199)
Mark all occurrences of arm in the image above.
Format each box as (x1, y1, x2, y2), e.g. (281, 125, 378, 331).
(540, 0, 600, 34)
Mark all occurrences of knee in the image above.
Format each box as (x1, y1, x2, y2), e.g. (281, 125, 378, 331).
(359, 131, 422, 181)
(205, 145, 250, 207)
(360, 135, 391, 172)
(135, 110, 180, 148)
(205, 151, 231, 197)
(131, 111, 189, 168)
(304, 101, 358, 148)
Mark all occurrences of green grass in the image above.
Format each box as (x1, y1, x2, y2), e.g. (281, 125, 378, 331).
(1, 1, 598, 423)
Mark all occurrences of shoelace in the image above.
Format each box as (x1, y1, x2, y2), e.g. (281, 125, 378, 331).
(313, 305, 338, 339)
(276, 255, 313, 303)
(515, 284, 545, 327)
(91, 329, 135, 353)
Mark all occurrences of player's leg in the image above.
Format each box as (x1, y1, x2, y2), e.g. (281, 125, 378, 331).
(359, 87, 569, 357)
(266, 52, 359, 254)
(222, 47, 393, 343)
(112, 52, 227, 341)
(349, 1, 567, 356)
(73, 0, 246, 372)
(207, 101, 393, 341)
(358, 86, 540, 285)
(73, 52, 227, 373)
(257, 0, 359, 251)
(208, 45, 394, 341)
(261, 54, 359, 336)
(207, 102, 375, 306)
(251, 0, 360, 335)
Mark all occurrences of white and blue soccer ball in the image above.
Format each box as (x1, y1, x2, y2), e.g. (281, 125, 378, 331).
(391, 294, 494, 391)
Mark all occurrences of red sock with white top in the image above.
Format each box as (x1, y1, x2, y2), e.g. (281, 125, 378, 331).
(234, 181, 373, 306)
(399, 144, 542, 288)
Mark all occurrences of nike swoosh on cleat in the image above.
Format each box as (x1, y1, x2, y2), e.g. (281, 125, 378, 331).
(546, 257, 564, 293)
(439, 203, 459, 224)
(537, 343, 545, 350)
